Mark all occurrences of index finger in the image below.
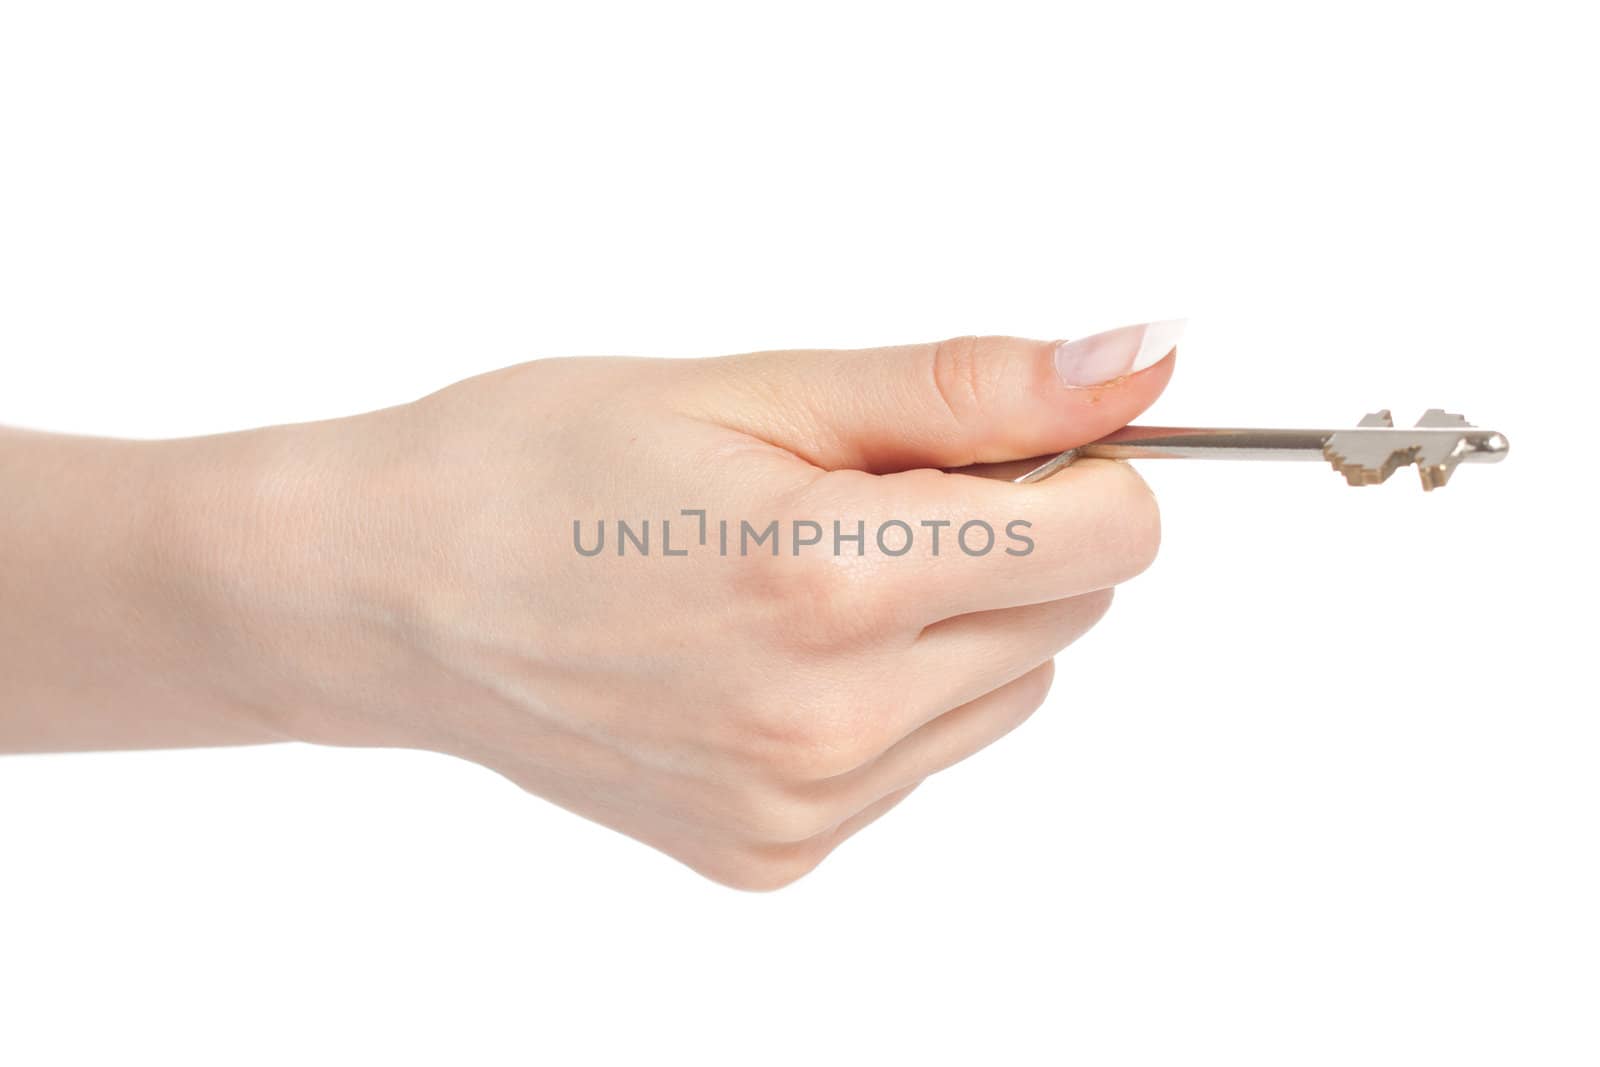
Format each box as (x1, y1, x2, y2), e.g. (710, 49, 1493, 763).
(787, 458, 1160, 628)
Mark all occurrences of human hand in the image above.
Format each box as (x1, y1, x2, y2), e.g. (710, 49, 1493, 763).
(2, 322, 1177, 888)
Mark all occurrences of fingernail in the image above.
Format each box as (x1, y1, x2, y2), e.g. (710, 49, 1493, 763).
(1053, 319, 1186, 387)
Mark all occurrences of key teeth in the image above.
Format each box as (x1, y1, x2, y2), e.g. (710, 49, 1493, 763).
(1416, 409, 1472, 429)
(1417, 463, 1454, 491)
(1323, 440, 1418, 486)
(1324, 410, 1482, 490)
(1338, 465, 1389, 487)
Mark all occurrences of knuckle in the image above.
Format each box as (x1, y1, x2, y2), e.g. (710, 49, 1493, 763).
(1017, 662, 1057, 721)
(749, 708, 879, 782)
(928, 336, 1015, 462)
(930, 335, 987, 424)
(808, 563, 890, 643)
(741, 553, 892, 653)
(714, 844, 830, 892)
(975, 665, 1057, 749)
(1079, 585, 1116, 626)
(1104, 463, 1162, 579)
(728, 785, 842, 844)
(792, 737, 876, 781)
(1020, 657, 1058, 705)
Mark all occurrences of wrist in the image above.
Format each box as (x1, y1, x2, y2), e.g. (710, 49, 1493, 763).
(147, 419, 386, 749)
(154, 410, 461, 752)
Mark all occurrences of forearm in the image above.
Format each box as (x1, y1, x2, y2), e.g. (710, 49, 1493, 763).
(0, 427, 283, 752)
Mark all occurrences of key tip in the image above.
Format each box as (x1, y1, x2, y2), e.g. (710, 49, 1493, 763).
(1478, 432, 1510, 462)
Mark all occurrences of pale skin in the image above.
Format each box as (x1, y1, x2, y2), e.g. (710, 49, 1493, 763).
(0, 330, 1174, 889)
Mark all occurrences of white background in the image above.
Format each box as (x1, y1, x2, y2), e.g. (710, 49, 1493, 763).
(2, 2, 1596, 1064)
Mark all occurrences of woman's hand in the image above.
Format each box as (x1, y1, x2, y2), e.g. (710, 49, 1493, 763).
(1, 323, 1177, 888)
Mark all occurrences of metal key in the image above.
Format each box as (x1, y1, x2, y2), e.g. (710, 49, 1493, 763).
(1014, 410, 1509, 490)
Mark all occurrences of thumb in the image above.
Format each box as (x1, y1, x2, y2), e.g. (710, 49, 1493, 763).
(686, 320, 1183, 473)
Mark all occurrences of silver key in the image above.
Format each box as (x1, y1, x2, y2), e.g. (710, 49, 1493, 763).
(1014, 410, 1509, 490)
